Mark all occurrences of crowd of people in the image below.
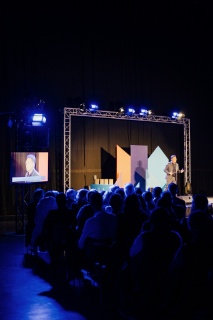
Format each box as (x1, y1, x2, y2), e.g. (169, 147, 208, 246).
(25, 182, 213, 320)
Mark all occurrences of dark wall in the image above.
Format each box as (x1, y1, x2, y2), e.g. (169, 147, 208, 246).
(1, 2, 213, 217)
(69, 115, 185, 191)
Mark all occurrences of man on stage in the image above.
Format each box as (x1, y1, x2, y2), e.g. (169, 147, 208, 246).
(164, 155, 184, 190)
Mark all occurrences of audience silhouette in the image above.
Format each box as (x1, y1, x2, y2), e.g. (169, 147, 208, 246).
(25, 188, 45, 249)
(78, 192, 117, 250)
(24, 181, 213, 320)
(76, 189, 98, 239)
(129, 206, 182, 318)
(65, 188, 77, 209)
(31, 190, 58, 249)
(41, 192, 76, 263)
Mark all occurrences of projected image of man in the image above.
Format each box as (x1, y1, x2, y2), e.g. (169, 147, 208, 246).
(25, 154, 39, 177)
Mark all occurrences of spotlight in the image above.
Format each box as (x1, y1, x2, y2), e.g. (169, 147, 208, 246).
(172, 112, 185, 120)
(89, 104, 99, 112)
(7, 118, 14, 128)
(126, 108, 135, 115)
(118, 107, 125, 114)
(139, 109, 152, 116)
(116, 107, 125, 117)
(79, 103, 86, 112)
(31, 114, 47, 126)
(7, 113, 16, 128)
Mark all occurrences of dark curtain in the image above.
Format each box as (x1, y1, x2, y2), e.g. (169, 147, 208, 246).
(0, 115, 16, 217)
(70, 116, 185, 191)
(1, 6, 213, 218)
(1, 113, 213, 220)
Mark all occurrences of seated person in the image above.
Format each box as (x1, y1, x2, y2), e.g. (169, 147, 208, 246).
(78, 192, 117, 250)
(129, 207, 182, 316)
(66, 188, 77, 209)
(31, 190, 58, 248)
(25, 188, 45, 247)
(76, 189, 98, 239)
(168, 182, 186, 208)
(42, 192, 76, 261)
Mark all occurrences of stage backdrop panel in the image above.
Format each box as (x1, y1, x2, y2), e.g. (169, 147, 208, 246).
(146, 146, 169, 190)
(116, 145, 131, 188)
(131, 145, 148, 191)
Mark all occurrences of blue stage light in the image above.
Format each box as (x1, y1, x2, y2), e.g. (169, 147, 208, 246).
(139, 109, 152, 116)
(31, 114, 46, 126)
(89, 104, 99, 112)
(127, 108, 135, 114)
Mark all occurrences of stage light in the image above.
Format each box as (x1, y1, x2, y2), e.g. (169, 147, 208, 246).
(116, 107, 125, 118)
(7, 118, 14, 128)
(139, 109, 152, 116)
(79, 103, 86, 112)
(31, 114, 47, 126)
(126, 108, 135, 115)
(172, 112, 185, 120)
(89, 104, 99, 112)
(7, 113, 16, 128)
(116, 107, 125, 115)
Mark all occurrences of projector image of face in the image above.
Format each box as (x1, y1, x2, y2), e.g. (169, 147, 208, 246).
(25, 154, 40, 177)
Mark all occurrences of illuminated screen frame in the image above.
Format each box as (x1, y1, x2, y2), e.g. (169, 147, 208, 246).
(10, 151, 49, 184)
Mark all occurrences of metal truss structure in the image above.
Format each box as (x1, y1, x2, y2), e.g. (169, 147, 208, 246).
(15, 184, 31, 234)
(64, 107, 191, 191)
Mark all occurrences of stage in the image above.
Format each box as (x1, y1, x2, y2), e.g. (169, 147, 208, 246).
(179, 195, 213, 217)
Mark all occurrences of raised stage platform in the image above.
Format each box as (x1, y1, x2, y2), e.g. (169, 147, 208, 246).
(179, 195, 213, 217)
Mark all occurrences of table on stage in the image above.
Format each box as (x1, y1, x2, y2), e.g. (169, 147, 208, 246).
(90, 184, 113, 192)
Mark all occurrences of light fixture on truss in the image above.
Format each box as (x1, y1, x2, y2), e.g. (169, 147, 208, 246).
(172, 112, 185, 120)
(139, 109, 152, 116)
(89, 104, 99, 112)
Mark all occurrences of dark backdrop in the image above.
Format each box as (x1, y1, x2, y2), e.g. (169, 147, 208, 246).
(1, 2, 213, 217)
(70, 116, 184, 191)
